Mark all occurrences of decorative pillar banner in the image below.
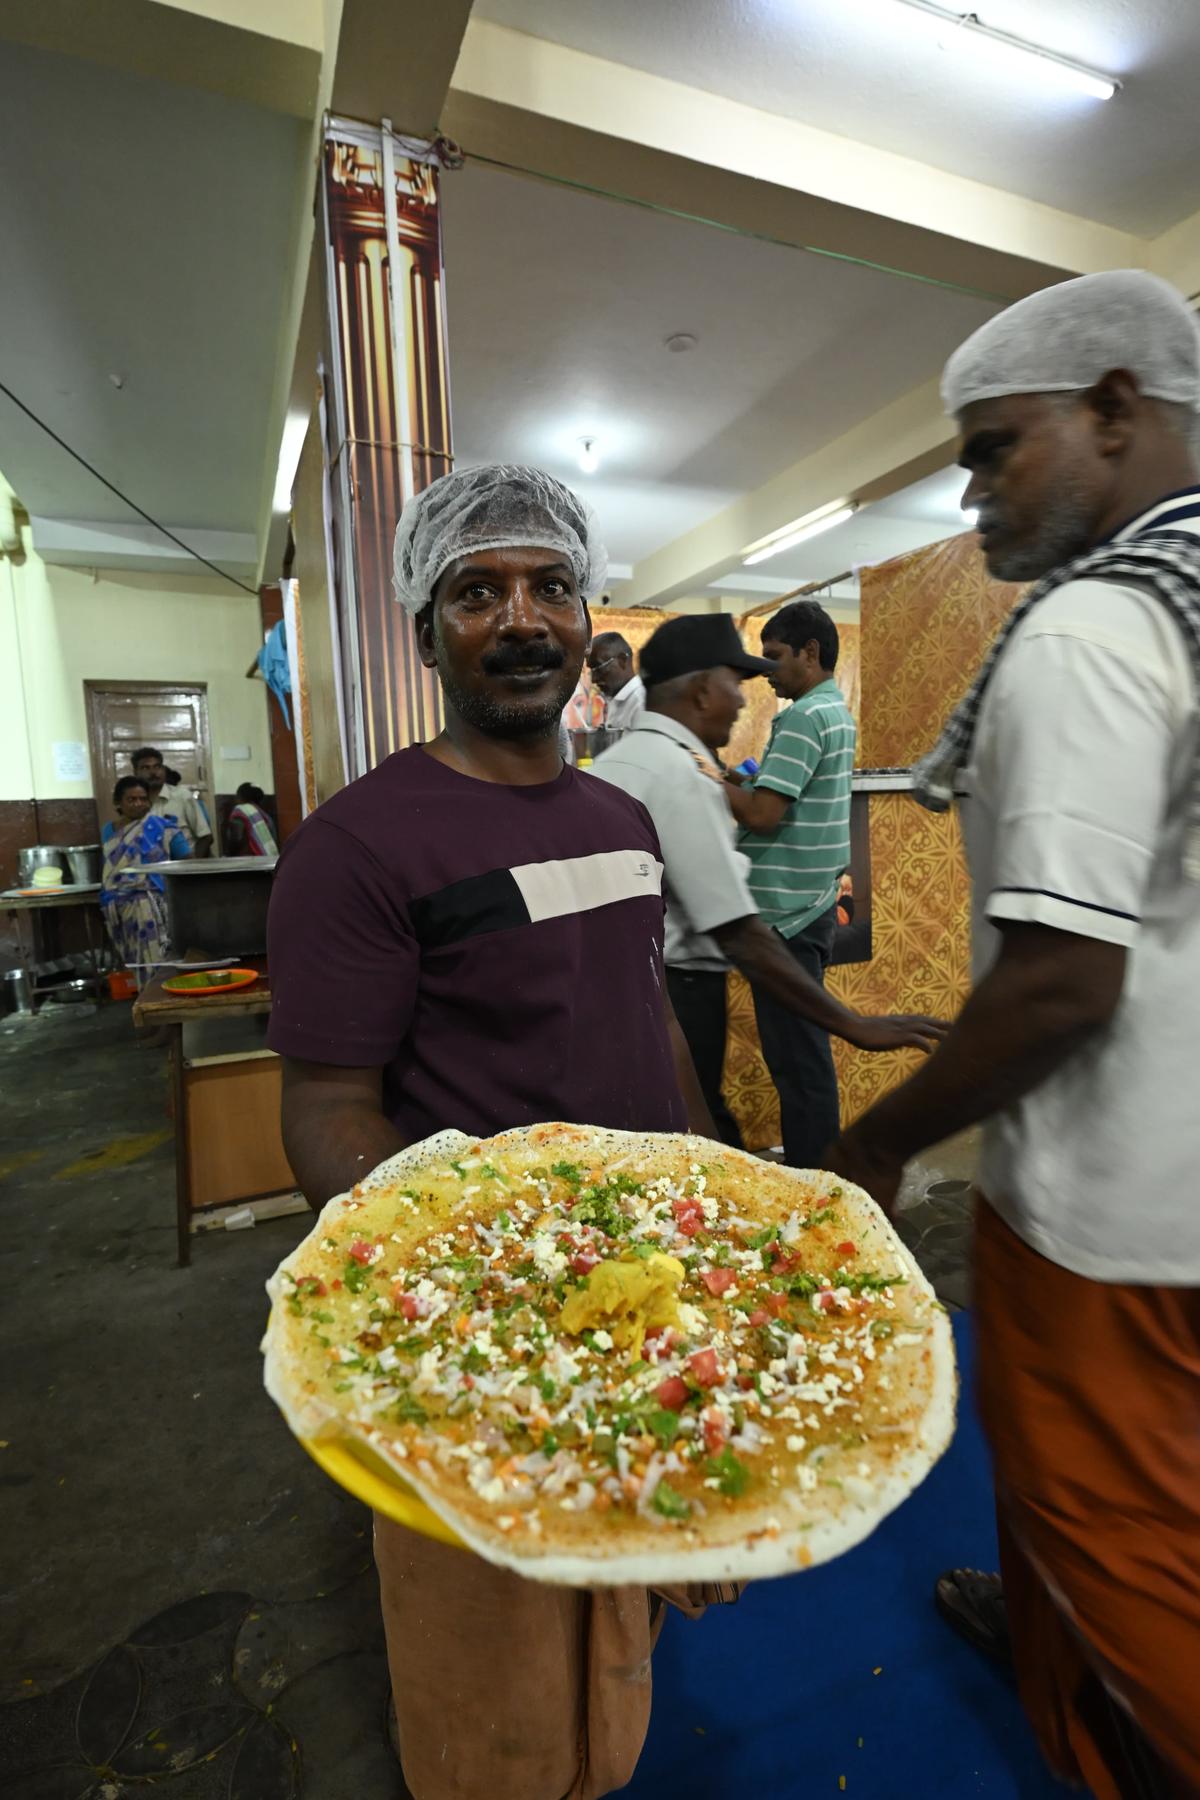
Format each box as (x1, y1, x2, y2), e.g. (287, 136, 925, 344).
(320, 118, 456, 775)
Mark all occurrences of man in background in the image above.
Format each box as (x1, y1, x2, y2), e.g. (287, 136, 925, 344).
(724, 601, 856, 1167)
(130, 746, 213, 857)
(828, 269, 1200, 1800)
(587, 629, 645, 733)
(592, 613, 945, 1144)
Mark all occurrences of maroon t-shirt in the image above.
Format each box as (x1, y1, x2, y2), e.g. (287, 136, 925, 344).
(267, 746, 686, 1144)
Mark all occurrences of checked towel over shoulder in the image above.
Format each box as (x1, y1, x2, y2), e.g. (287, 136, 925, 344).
(912, 530, 1200, 881)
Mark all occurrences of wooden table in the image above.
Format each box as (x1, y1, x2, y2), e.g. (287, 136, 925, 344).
(134, 959, 307, 1264)
(1, 885, 108, 1008)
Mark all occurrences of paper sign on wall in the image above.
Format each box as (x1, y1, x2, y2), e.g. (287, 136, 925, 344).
(52, 740, 89, 782)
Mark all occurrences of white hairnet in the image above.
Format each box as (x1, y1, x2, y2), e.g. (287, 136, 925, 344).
(392, 463, 608, 615)
(942, 270, 1200, 417)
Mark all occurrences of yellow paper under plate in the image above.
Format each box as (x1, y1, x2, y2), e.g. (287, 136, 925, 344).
(300, 1435, 466, 1550)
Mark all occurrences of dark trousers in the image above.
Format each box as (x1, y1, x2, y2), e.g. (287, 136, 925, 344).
(749, 904, 840, 1168)
(665, 966, 744, 1149)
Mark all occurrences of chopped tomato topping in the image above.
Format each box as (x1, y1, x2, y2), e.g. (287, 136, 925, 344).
(347, 1239, 375, 1265)
(702, 1406, 727, 1453)
(816, 1290, 840, 1313)
(737, 1373, 756, 1391)
(643, 1326, 677, 1361)
(687, 1347, 722, 1388)
(655, 1375, 690, 1410)
(836, 1241, 857, 1258)
(762, 1291, 789, 1318)
(570, 1251, 600, 1276)
(331, 1278, 343, 1290)
(748, 1308, 770, 1328)
(672, 1197, 704, 1237)
(701, 1267, 735, 1295)
(399, 1293, 421, 1322)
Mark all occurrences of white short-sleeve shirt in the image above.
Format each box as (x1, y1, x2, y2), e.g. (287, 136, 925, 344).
(152, 783, 212, 849)
(603, 677, 646, 736)
(591, 714, 755, 971)
(962, 496, 1200, 1283)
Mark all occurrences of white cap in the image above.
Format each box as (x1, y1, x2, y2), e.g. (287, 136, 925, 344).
(942, 270, 1200, 417)
(392, 463, 607, 616)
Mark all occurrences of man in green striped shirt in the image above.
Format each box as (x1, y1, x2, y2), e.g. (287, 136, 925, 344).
(726, 600, 856, 1167)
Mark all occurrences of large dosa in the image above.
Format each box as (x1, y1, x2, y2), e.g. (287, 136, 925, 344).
(263, 1123, 955, 1586)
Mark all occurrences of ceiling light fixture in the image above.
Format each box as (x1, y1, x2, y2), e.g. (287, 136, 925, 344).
(665, 333, 698, 353)
(886, 0, 1119, 101)
(742, 500, 857, 567)
(273, 409, 310, 514)
(577, 436, 600, 475)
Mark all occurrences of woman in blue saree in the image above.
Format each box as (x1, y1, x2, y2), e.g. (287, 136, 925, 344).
(101, 777, 191, 983)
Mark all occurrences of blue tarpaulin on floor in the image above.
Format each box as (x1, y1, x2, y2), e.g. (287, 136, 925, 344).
(625, 1313, 1069, 1799)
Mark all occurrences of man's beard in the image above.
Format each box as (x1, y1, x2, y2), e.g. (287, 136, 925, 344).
(438, 644, 575, 740)
(983, 481, 1097, 583)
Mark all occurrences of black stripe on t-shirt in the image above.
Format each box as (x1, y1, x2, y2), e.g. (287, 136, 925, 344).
(990, 885, 1139, 924)
(409, 868, 531, 949)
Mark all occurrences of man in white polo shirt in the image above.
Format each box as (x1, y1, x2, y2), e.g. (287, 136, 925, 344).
(587, 630, 645, 735)
(591, 613, 945, 1145)
(827, 270, 1200, 1800)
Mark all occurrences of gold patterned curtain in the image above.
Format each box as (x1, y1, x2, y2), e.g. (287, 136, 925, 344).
(828, 534, 1023, 1124)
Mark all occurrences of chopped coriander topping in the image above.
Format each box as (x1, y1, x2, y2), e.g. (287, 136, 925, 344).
(706, 1449, 751, 1497)
(650, 1479, 691, 1520)
(393, 1392, 428, 1425)
(747, 1223, 780, 1251)
(643, 1407, 680, 1450)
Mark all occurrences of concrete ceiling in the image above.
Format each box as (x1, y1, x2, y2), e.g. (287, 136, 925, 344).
(0, 37, 308, 579)
(475, 0, 1200, 236)
(441, 161, 995, 590)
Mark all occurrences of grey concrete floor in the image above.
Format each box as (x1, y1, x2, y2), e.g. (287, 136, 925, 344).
(0, 1004, 977, 1799)
(0, 1002, 403, 1799)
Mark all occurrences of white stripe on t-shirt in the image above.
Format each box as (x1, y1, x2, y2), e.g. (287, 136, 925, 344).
(511, 850, 663, 924)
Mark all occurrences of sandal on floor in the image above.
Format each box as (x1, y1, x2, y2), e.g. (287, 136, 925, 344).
(934, 1568, 1012, 1667)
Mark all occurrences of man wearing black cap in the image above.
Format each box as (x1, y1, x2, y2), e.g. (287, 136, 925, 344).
(592, 614, 946, 1145)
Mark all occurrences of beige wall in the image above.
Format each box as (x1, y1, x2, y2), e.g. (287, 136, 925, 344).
(0, 523, 271, 804)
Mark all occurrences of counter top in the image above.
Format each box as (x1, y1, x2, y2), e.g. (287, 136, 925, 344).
(1, 884, 102, 905)
(158, 857, 277, 876)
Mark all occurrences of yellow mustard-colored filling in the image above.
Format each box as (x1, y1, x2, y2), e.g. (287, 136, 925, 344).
(558, 1253, 685, 1360)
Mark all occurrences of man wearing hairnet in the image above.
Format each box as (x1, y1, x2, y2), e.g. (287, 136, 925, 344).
(828, 271, 1200, 1799)
(267, 464, 734, 1800)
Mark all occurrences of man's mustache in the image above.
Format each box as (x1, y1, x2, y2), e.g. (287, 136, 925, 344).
(481, 644, 566, 676)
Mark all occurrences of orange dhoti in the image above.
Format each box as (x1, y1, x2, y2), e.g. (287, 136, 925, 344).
(974, 1199, 1200, 1799)
(374, 1514, 738, 1800)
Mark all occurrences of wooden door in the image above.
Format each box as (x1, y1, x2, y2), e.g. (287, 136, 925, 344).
(84, 682, 214, 832)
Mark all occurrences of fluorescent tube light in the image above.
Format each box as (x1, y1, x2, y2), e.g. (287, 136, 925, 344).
(742, 503, 856, 566)
(886, 1, 1119, 101)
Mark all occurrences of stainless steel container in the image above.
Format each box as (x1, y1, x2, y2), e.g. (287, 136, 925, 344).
(62, 844, 102, 885)
(17, 845, 70, 886)
(3, 968, 32, 1014)
(159, 857, 277, 958)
